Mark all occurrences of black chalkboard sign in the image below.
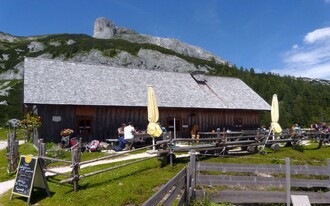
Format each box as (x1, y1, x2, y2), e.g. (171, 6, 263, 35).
(10, 155, 50, 204)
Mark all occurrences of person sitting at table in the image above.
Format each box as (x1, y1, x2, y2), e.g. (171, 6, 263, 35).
(124, 121, 136, 150)
(290, 123, 301, 137)
(117, 123, 126, 138)
(113, 123, 126, 152)
(191, 125, 200, 143)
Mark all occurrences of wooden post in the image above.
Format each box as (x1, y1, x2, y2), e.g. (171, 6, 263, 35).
(169, 131, 173, 167)
(189, 150, 196, 201)
(7, 133, 17, 173)
(286, 158, 291, 206)
(7, 134, 11, 173)
(257, 128, 260, 141)
(38, 139, 45, 169)
(72, 149, 80, 192)
(38, 139, 43, 156)
(78, 137, 83, 161)
(185, 165, 190, 206)
(186, 151, 191, 205)
(223, 128, 227, 142)
(216, 128, 220, 138)
(13, 140, 19, 171)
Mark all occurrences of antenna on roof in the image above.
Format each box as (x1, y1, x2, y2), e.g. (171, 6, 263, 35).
(190, 71, 206, 84)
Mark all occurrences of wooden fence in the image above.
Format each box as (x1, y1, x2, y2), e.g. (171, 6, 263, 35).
(142, 151, 198, 206)
(193, 156, 330, 205)
(37, 138, 169, 192)
(143, 150, 330, 205)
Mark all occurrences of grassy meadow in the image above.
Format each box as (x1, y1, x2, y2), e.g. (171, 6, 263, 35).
(0, 127, 329, 205)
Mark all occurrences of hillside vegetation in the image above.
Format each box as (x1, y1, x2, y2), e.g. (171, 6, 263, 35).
(0, 33, 329, 128)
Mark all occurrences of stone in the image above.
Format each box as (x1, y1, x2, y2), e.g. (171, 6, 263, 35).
(27, 41, 45, 53)
(93, 17, 117, 39)
(1, 54, 10, 61)
(66, 39, 76, 45)
(49, 41, 61, 47)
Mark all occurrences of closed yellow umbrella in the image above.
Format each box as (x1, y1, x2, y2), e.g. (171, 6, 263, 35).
(271, 94, 282, 134)
(147, 85, 162, 138)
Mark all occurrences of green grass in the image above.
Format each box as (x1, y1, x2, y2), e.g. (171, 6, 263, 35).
(202, 142, 329, 166)
(0, 157, 186, 206)
(0, 128, 26, 141)
(0, 143, 38, 182)
(0, 141, 329, 205)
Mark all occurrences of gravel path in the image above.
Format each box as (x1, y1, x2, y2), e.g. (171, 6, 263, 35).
(0, 141, 158, 196)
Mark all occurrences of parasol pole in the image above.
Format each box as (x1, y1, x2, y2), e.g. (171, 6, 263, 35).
(174, 118, 176, 140)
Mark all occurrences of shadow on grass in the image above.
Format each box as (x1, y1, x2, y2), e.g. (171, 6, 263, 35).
(10, 189, 55, 205)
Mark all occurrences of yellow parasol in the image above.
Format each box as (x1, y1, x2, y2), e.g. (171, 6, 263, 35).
(147, 85, 162, 138)
(271, 94, 282, 134)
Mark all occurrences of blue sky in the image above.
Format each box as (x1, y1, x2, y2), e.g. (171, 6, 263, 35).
(1, 0, 330, 80)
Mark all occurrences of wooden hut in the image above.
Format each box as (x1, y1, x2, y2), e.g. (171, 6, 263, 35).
(23, 57, 270, 143)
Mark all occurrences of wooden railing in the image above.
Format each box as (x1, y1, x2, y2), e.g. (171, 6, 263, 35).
(142, 150, 198, 206)
(145, 150, 330, 205)
(37, 138, 167, 192)
(193, 155, 330, 205)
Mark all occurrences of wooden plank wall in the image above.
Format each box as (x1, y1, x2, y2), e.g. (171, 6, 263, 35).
(34, 104, 261, 143)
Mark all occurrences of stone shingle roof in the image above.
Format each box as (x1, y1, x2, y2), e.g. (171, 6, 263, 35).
(24, 57, 270, 111)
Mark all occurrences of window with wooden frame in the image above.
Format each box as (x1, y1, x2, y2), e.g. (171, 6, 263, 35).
(77, 118, 93, 135)
(166, 118, 182, 132)
(75, 107, 95, 136)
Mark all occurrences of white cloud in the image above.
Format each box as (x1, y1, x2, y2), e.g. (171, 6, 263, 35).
(304, 27, 330, 44)
(273, 27, 330, 80)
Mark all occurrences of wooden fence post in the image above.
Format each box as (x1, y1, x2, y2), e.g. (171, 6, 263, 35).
(78, 137, 82, 161)
(6, 133, 19, 173)
(169, 131, 174, 167)
(72, 148, 80, 192)
(222, 128, 227, 143)
(187, 150, 196, 203)
(38, 139, 46, 169)
(185, 165, 190, 206)
(286, 157, 291, 206)
(13, 140, 19, 172)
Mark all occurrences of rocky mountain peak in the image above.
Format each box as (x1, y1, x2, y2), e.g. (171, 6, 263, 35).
(92, 17, 228, 65)
(93, 17, 116, 39)
(93, 17, 135, 39)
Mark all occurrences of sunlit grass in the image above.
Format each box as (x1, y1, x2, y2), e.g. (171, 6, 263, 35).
(0, 139, 329, 205)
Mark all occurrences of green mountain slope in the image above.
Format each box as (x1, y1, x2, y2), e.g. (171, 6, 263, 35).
(0, 32, 329, 128)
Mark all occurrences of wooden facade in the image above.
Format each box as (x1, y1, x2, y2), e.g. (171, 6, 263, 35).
(35, 104, 260, 143)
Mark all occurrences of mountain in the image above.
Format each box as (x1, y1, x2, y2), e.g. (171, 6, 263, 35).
(0, 18, 329, 128)
(93, 17, 228, 65)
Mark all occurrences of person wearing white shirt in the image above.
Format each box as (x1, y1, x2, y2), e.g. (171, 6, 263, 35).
(124, 122, 135, 149)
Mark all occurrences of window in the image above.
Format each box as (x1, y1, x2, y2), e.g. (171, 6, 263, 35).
(167, 118, 182, 132)
(234, 118, 242, 130)
(77, 118, 93, 135)
(75, 107, 95, 137)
